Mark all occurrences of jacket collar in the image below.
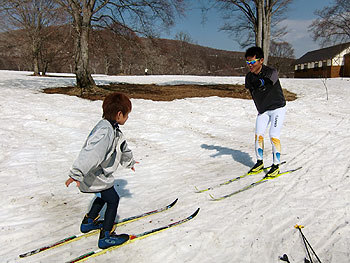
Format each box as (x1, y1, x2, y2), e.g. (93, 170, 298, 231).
(107, 119, 120, 130)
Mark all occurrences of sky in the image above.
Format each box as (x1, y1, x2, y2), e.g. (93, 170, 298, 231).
(163, 0, 334, 58)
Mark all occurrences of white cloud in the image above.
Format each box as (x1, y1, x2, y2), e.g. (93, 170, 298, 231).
(280, 19, 321, 58)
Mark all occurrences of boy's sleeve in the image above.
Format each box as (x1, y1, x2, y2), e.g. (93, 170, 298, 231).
(69, 127, 111, 181)
(119, 140, 136, 168)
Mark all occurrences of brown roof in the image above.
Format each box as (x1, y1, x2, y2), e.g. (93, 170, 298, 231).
(295, 42, 350, 64)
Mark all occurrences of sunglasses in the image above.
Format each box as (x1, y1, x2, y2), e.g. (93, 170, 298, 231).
(246, 58, 261, 65)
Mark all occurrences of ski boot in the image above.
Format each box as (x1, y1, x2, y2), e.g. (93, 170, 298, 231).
(248, 160, 264, 174)
(80, 214, 104, 233)
(265, 164, 280, 178)
(98, 229, 129, 249)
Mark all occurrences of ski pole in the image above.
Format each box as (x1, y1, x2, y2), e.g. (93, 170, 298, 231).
(300, 229, 322, 263)
(295, 225, 322, 263)
(295, 225, 313, 262)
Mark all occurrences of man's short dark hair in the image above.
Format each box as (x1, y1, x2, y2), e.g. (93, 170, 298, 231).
(245, 46, 264, 59)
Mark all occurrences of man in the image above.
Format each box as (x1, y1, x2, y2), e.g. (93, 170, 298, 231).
(245, 46, 286, 177)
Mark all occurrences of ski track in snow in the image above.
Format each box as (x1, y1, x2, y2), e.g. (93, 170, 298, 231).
(0, 70, 349, 262)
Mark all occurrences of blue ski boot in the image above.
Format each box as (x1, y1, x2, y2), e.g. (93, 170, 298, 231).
(98, 229, 129, 249)
(80, 214, 103, 233)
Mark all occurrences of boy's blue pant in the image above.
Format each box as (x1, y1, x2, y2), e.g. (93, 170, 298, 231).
(88, 187, 119, 232)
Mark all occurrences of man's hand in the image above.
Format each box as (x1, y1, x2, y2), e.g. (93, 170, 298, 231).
(252, 77, 273, 91)
(252, 78, 265, 88)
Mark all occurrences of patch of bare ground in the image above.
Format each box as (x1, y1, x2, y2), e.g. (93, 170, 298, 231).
(43, 83, 297, 102)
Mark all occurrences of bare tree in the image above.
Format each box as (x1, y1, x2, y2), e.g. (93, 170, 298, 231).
(55, 0, 185, 93)
(213, 0, 292, 64)
(309, 1, 350, 100)
(40, 24, 74, 75)
(90, 26, 140, 75)
(174, 31, 193, 74)
(0, 0, 66, 76)
(309, 0, 350, 47)
(270, 41, 294, 58)
(269, 40, 294, 72)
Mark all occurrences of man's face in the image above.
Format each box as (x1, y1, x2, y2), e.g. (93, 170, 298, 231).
(246, 56, 264, 74)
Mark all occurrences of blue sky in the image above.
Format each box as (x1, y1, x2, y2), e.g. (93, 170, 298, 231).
(162, 0, 334, 58)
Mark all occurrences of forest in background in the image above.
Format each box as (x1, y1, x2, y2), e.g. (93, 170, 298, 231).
(0, 25, 295, 77)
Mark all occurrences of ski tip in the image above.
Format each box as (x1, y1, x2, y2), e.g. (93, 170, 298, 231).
(19, 253, 28, 258)
(169, 198, 179, 207)
(208, 193, 220, 201)
(194, 186, 209, 193)
(195, 189, 208, 193)
(191, 208, 200, 218)
(294, 224, 304, 229)
(194, 186, 201, 193)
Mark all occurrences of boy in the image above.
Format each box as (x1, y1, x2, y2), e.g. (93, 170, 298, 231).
(65, 92, 136, 249)
(245, 46, 286, 177)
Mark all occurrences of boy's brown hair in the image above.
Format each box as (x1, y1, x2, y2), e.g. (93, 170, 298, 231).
(102, 92, 132, 121)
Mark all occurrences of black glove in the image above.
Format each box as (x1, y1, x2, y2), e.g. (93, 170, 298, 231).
(252, 78, 265, 89)
(251, 77, 273, 91)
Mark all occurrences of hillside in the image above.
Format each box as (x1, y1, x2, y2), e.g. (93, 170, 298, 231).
(0, 27, 294, 77)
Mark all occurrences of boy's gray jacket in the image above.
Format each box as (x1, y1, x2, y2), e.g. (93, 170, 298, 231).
(69, 119, 135, 193)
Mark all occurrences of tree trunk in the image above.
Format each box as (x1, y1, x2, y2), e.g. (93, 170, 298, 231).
(33, 55, 40, 76)
(104, 55, 110, 75)
(72, 3, 96, 94)
(42, 59, 48, 76)
(255, 0, 271, 64)
(263, 18, 271, 64)
(256, 0, 263, 48)
(75, 23, 96, 93)
(262, 0, 271, 64)
(32, 38, 40, 76)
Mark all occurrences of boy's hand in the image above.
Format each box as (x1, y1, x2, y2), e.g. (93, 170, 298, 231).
(131, 161, 140, 172)
(65, 177, 80, 187)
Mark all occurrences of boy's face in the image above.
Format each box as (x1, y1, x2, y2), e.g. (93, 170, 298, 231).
(115, 111, 129, 125)
(246, 55, 264, 75)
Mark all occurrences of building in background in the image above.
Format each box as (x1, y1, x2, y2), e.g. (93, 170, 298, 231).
(294, 42, 350, 78)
